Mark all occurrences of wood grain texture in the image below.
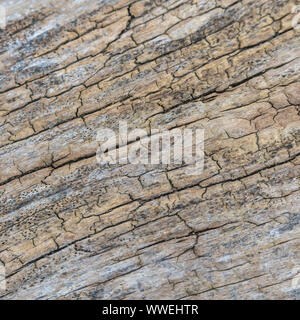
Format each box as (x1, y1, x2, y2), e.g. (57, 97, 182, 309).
(0, 0, 299, 299)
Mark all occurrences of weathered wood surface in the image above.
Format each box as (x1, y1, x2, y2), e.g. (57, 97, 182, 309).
(0, 0, 299, 299)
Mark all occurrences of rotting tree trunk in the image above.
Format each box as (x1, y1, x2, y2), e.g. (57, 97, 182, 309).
(0, 0, 299, 300)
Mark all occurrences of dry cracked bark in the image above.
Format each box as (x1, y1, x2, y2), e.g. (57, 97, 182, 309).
(0, 0, 299, 300)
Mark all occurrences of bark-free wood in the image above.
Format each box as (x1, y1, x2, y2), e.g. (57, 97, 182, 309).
(0, 0, 299, 299)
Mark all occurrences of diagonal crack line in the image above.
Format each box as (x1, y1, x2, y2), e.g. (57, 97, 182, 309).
(0, 51, 297, 159)
(178, 273, 267, 299)
(200, 151, 300, 189)
(4, 150, 300, 280)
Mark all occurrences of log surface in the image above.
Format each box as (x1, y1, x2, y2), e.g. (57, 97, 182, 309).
(0, 0, 299, 299)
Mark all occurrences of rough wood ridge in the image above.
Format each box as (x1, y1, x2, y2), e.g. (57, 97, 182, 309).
(0, 0, 299, 299)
